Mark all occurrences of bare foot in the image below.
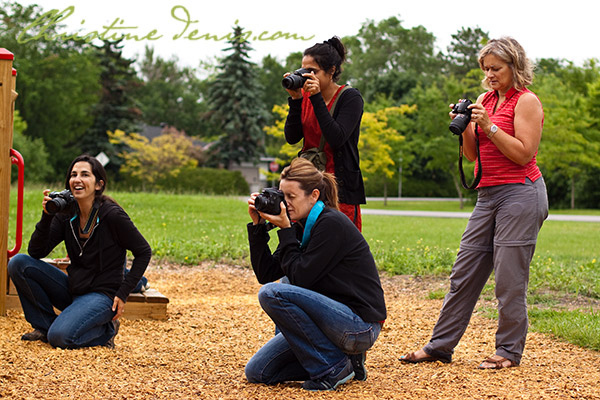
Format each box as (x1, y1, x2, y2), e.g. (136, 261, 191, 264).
(478, 355, 517, 369)
(400, 348, 450, 363)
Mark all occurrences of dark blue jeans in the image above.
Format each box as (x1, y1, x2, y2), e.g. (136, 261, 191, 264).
(8, 254, 116, 348)
(245, 282, 381, 383)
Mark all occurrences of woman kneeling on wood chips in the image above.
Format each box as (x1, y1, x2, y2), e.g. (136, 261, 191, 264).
(8, 154, 151, 349)
(244, 157, 386, 391)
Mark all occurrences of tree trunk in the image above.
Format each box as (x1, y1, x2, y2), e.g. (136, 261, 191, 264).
(383, 176, 388, 206)
(451, 171, 465, 210)
(571, 176, 576, 209)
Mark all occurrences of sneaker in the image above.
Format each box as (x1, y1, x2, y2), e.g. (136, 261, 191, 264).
(21, 329, 48, 343)
(301, 359, 355, 391)
(104, 319, 120, 349)
(349, 352, 367, 381)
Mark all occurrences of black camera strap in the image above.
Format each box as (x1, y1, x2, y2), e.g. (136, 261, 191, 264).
(458, 124, 482, 190)
(80, 203, 100, 235)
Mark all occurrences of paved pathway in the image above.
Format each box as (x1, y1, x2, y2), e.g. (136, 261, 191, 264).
(362, 208, 600, 222)
(363, 198, 600, 222)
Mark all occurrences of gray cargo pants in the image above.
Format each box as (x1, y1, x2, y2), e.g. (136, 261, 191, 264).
(424, 177, 548, 365)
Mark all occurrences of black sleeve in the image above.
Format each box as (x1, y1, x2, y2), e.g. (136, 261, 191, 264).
(247, 223, 285, 284)
(108, 207, 152, 302)
(27, 212, 65, 259)
(284, 96, 304, 145)
(277, 214, 344, 288)
(310, 89, 364, 149)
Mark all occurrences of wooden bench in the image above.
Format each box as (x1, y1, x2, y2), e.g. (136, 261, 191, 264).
(5, 258, 168, 320)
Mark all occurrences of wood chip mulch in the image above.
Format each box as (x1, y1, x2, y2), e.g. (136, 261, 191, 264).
(1, 263, 599, 399)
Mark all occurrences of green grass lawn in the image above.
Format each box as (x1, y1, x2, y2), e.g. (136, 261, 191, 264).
(6, 188, 600, 350)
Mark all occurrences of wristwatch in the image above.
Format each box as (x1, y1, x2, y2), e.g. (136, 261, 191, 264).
(487, 124, 498, 139)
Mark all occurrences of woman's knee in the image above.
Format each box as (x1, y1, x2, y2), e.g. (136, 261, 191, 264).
(257, 282, 281, 310)
(244, 359, 263, 383)
(46, 324, 73, 349)
(7, 253, 33, 278)
(340, 324, 379, 354)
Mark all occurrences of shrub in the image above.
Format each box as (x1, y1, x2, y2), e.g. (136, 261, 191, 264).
(156, 167, 249, 195)
(116, 167, 249, 195)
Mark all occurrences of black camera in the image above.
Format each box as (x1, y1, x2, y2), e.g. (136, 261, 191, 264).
(281, 68, 310, 90)
(254, 187, 286, 215)
(46, 189, 75, 215)
(449, 98, 473, 135)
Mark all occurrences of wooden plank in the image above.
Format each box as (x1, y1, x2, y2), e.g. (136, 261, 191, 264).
(121, 302, 168, 320)
(139, 288, 169, 303)
(5, 293, 168, 320)
(7, 258, 169, 320)
(5, 293, 20, 309)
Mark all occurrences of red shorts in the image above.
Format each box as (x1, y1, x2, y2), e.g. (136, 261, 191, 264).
(338, 203, 362, 232)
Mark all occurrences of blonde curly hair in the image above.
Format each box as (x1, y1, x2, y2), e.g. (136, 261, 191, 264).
(478, 37, 534, 90)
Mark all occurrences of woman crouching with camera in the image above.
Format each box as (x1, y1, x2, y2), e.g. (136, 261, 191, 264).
(8, 154, 151, 349)
(245, 158, 386, 391)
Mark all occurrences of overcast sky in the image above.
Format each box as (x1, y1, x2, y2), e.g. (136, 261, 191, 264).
(15, 0, 599, 69)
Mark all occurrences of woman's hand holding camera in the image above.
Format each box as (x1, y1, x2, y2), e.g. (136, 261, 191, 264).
(302, 71, 321, 96)
(248, 193, 291, 229)
(282, 72, 303, 99)
(282, 70, 320, 98)
(261, 202, 291, 229)
(448, 101, 492, 133)
(248, 193, 265, 225)
(42, 189, 52, 214)
(468, 103, 492, 131)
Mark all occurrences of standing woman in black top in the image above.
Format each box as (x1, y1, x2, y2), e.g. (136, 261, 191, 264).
(283, 36, 366, 230)
(244, 158, 386, 391)
(8, 154, 151, 348)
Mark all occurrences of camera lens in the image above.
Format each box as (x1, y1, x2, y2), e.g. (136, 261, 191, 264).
(448, 99, 473, 135)
(281, 68, 310, 90)
(449, 114, 471, 135)
(46, 198, 67, 215)
(281, 74, 307, 90)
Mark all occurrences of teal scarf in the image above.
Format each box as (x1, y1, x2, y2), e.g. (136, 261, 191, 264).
(300, 200, 324, 249)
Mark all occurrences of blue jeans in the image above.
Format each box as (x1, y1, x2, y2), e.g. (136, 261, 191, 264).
(8, 254, 116, 348)
(245, 282, 381, 383)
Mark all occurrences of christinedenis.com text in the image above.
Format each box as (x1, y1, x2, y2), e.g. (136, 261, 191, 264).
(17, 5, 315, 44)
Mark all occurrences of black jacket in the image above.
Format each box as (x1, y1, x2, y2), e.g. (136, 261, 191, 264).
(247, 207, 386, 322)
(28, 201, 151, 302)
(284, 88, 366, 205)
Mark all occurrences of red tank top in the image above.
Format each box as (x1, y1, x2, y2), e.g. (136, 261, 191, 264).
(475, 87, 543, 187)
(300, 85, 346, 174)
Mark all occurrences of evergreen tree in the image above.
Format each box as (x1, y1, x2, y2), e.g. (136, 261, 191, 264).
(206, 26, 268, 168)
(84, 39, 141, 167)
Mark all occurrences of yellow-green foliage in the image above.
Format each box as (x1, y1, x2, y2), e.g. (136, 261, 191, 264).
(359, 105, 413, 179)
(108, 129, 199, 188)
(263, 104, 302, 164)
(264, 103, 415, 183)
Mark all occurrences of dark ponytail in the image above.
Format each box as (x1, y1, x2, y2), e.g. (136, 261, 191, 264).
(304, 36, 346, 82)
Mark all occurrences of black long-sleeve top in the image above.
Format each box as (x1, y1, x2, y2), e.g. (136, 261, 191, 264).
(28, 201, 151, 302)
(247, 207, 386, 322)
(284, 88, 366, 205)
